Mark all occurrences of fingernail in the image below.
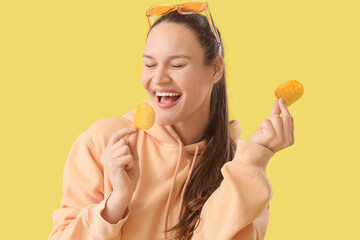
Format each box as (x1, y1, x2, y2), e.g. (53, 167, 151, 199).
(131, 126, 137, 131)
(280, 98, 284, 104)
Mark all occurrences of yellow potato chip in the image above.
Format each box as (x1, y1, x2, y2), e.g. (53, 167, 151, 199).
(275, 80, 304, 106)
(133, 103, 155, 130)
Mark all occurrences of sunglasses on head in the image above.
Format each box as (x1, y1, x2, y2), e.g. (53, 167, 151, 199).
(145, 2, 222, 53)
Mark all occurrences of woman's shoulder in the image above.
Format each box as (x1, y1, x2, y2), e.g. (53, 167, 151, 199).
(82, 100, 152, 146)
(87, 117, 133, 137)
(80, 110, 137, 151)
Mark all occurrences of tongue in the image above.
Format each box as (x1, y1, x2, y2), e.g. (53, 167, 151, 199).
(160, 96, 179, 104)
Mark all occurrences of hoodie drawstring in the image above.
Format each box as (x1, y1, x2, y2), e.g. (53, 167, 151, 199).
(164, 138, 199, 239)
(177, 145, 198, 219)
(164, 139, 182, 239)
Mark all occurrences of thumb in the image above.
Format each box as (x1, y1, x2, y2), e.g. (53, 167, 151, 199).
(128, 131, 139, 160)
(269, 99, 281, 118)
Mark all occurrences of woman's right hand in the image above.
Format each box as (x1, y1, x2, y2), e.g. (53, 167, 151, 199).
(100, 126, 139, 201)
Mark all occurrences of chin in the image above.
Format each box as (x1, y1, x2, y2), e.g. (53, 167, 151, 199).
(155, 113, 178, 126)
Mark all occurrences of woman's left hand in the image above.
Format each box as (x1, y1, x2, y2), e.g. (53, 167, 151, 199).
(248, 98, 295, 153)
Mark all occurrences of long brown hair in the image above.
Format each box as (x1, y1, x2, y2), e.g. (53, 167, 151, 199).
(146, 11, 236, 240)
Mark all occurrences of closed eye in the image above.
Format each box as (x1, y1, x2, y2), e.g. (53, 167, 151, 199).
(172, 65, 185, 68)
(144, 64, 185, 68)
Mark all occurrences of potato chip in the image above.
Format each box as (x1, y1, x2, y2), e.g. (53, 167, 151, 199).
(133, 103, 155, 130)
(275, 80, 304, 106)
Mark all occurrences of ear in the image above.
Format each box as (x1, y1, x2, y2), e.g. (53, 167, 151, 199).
(209, 55, 224, 84)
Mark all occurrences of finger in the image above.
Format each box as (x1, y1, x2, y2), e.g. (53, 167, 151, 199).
(128, 131, 139, 161)
(107, 126, 138, 148)
(111, 145, 130, 158)
(278, 98, 293, 143)
(291, 115, 295, 144)
(115, 155, 133, 170)
(260, 119, 276, 135)
(269, 115, 283, 137)
(278, 98, 292, 117)
(269, 99, 281, 118)
(110, 138, 128, 152)
(282, 114, 292, 144)
(124, 155, 134, 170)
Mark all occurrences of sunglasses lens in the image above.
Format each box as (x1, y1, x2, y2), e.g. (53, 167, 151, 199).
(147, 6, 174, 16)
(179, 3, 203, 14)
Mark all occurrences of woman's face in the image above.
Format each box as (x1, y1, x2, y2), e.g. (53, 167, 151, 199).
(141, 22, 217, 126)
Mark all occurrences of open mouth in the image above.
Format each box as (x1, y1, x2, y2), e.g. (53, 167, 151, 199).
(154, 91, 182, 105)
(157, 94, 181, 104)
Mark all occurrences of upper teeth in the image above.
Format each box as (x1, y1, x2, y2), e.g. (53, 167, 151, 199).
(156, 92, 181, 97)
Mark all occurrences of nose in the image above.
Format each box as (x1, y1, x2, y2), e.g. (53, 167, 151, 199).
(152, 65, 171, 85)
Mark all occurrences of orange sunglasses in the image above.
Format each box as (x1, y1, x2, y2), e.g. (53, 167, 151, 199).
(145, 2, 221, 50)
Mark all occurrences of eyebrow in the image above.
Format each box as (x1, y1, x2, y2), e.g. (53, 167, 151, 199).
(142, 54, 191, 60)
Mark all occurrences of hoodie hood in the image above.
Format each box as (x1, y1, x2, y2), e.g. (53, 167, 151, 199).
(121, 99, 242, 238)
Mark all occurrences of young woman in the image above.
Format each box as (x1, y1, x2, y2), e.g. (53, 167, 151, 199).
(49, 2, 294, 240)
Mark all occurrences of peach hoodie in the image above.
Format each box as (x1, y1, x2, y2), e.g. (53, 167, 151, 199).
(48, 100, 275, 240)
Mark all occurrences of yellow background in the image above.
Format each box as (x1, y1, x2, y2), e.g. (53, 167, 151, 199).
(1, 0, 359, 239)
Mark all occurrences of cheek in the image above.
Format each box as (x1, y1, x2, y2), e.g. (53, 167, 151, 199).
(182, 72, 210, 98)
(140, 70, 154, 100)
(140, 69, 149, 89)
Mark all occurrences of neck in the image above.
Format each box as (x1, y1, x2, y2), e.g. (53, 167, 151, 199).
(172, 91, 211, 146)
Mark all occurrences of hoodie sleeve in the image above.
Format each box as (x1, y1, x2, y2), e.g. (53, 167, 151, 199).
(48, 131, 130, 240)
(191, 139, 274, 240)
